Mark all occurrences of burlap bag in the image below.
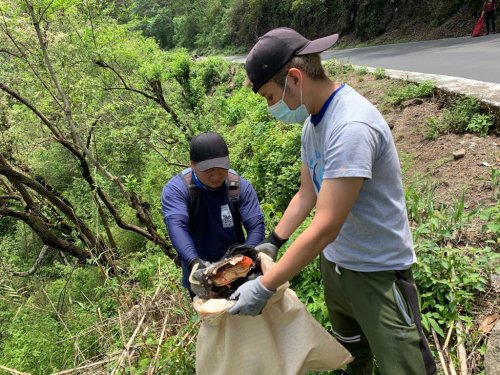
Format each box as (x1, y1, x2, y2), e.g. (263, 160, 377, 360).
(193, 254, 353, 375)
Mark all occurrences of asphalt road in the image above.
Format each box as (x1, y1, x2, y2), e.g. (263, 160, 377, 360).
(322, 34, 500, 84)
(228, 34, 500, 84)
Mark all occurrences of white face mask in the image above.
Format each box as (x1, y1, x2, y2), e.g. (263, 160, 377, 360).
(268, 76, 310, 124)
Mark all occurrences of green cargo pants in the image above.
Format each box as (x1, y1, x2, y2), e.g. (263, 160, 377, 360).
(320, 254, 436, 375)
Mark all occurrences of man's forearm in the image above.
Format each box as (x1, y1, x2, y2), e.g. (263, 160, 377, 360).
(166, 215, 198, 264)
(262, 218, 338, 290)
(243, 215, 265, 246)
(274, 189, 316, 240)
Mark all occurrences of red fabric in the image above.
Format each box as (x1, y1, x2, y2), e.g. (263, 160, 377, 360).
(483, 1, 497, 11)
(472, 16, 485, 37)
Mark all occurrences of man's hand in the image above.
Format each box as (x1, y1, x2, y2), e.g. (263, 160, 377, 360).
(188, 257, 209, 288)
(227, 277, 274, 316)
(255, 231, 288, 261)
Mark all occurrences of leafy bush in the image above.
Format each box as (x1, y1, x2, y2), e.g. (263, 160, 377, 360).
(192, 57, 231, 93)
(424, 117, 443, 140)
(384, 80, 435, 105)
(441, 96, 481, 133)
(222, 88, 302, 212)
(323, 59, 355, 76)
(357, 66, 369, 75)
(1, 311, 70, 374)
(466, 113, 493, 137)
(373, 67, 386, 79)
(415, 242, 497, 337)
(479, 200, 500, 237)
(406, 181, 499, 346)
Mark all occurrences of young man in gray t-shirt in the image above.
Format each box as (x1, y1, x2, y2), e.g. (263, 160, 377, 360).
(227, 28, 436, 375)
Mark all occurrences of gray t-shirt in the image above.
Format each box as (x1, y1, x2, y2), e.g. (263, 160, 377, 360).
(301, 84, 416, 271)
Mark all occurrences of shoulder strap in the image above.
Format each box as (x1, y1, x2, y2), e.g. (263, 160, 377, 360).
(226, 171, 240, 204)
(226, 171, 243, 240)
(180, 170, 201, 220)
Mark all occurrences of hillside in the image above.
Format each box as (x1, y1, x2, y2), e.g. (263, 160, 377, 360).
(130, 0, 486, 53)
(0, 1, 498, 374)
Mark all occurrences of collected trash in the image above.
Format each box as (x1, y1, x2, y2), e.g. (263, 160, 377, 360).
(190, 244, 262, 300)
(471, 16, 484, 37)
(193, 254, 353, 375)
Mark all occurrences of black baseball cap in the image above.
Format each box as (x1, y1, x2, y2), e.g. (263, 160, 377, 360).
(246, 27, 339, 93)
(190, 132, 230, 171)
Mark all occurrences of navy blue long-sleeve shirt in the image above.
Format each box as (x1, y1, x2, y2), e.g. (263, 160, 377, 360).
(161, 168, 265, 289)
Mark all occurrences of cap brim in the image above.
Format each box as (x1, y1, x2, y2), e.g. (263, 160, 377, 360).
(196, 156, 230, 171)
(297, 34, 339, 55)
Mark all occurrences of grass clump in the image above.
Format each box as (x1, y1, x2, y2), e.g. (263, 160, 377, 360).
(373, 67, 386, 79)
(323, 58, 355, 76)
(385, 80, 435, 105)
(425, 96, 493, 138)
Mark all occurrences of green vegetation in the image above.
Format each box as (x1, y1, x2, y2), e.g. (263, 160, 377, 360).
(356, 66, 369, 76)
(324, 59, 355, 76)
(374, 67, 386, 80)
(126, 0, 480, 53)
(0, 2, 497, 374)
(425, 96, 494, 139)
(384, 80, 435, 105)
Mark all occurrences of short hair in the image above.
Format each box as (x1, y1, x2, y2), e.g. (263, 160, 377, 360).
(268, 53, 327, 89)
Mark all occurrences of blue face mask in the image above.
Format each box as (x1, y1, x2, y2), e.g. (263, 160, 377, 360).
(268, 76, 310, 124)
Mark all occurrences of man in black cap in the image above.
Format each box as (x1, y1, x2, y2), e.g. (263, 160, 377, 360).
(161, 131, 265, 298)
(228, 28, 436, 375)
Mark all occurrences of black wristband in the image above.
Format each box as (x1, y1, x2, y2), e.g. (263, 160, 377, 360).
(268, 230, 288, 249)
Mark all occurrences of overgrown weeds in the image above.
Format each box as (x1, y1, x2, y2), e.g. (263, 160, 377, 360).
(384, 80, 435, 105)
(424, 97, 494, 139)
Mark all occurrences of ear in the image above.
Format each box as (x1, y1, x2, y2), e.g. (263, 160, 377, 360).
(287, 68, 303, 86)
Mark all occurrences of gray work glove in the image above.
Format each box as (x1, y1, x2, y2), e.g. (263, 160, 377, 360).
(227, 276, 274, 316)
(255, 231, 288, 261)
(188, 257, 209, 290)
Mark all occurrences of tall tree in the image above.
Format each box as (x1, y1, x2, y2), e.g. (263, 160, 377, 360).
(0, 0, 203, 269)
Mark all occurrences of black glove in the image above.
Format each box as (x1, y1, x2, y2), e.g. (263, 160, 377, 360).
(188, 257, 209, 288)
(255, 231, 288, 261)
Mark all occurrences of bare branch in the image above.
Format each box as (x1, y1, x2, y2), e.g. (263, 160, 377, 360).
(0, 206, 90, 259)
(1, 12, 175, 260)
(0, 194, 21, 202)
(0, 83, 152, 242)
(148, 142, 189, 168)
(0, 157, 100, 251)
(0, 365, 30, 375)
(0, 48, 22, 58)
(0, 82, 65, 139)
(8, 245, 49, 276)
(96, 61, 192, 135)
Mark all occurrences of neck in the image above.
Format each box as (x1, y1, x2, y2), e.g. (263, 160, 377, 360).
(306, 79, 342, 115)
(192, 170, 220, 191)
